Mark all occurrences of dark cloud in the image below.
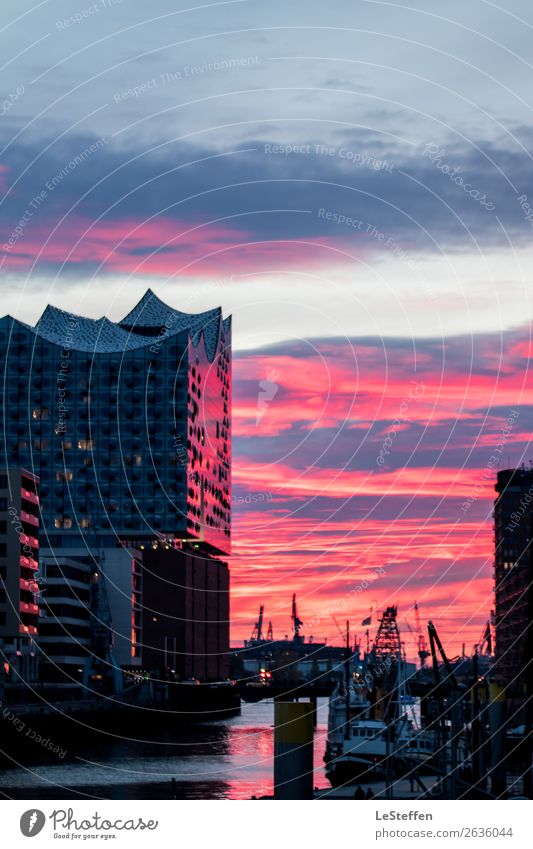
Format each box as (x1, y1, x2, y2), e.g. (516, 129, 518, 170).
(2, 126, 533, 275)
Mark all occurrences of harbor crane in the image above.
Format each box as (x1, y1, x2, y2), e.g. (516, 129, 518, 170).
(266, 621, 274, 641)
(251, 606, 264, 642)
(474, 621, 492, 656)
(292, 594, 304, 643)
(414, 601, 430, 667)
(427, 621, 466, 798)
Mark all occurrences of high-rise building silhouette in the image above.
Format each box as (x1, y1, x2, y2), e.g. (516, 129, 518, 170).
(494, 467, 533, 695)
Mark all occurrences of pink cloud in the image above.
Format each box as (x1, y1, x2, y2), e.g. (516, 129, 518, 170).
(0, 214, 352, 276)
(228, 334, 533, 658)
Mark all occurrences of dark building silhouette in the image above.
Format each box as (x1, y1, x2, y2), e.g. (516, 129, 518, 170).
(494, 467, 533, 695)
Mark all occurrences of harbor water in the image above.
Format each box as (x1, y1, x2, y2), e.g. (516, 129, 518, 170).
(0, 700, 331, 800)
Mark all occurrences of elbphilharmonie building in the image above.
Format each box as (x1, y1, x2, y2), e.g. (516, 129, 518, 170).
(0, 290, 231, 682)
(0, 289, 231, 552)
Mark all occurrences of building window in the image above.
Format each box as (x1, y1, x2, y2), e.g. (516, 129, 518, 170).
(32, 407, 49, 420)
(54, 517, 73, 529)
(56, 470, 73, 482)
(78, 439, 93, 450)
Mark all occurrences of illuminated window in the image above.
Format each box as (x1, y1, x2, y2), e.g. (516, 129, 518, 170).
(32, 407, 49, 420)
(56, 470, 73, 481)
(77, 439, 93, 450)
(54, 516, 73, 529)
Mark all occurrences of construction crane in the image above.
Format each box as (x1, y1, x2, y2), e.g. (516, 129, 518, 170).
(330, 614, 345, 642)
(427, 620, 468, 798)
(414, 601, 430, 668)
(266, 621, 274, 641)
(371, 605, 404, 664)
(474, 621, 492, 656)
(330, 613, 358, 653)
(251, 605, 264, 642)
(292, 594, 303, 643)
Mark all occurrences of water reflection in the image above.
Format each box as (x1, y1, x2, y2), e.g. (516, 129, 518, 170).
(0, 700, 330, 800)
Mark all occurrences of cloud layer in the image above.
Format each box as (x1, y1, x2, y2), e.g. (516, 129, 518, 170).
(2, 130, 533, 279)
(229, 329, 532, 654)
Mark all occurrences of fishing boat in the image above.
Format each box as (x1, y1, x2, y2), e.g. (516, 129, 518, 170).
(324, 683, 435, 786)
(324, 607, 435, 787)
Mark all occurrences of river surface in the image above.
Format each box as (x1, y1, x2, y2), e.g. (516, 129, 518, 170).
(0, 700, 331, 800)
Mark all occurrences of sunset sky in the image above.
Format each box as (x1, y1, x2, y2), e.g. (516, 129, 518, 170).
(2, 0, 533, 656)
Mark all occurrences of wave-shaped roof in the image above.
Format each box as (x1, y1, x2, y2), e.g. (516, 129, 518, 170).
(34, 305, 155, 352)
(24, 289, 230, 359)
(120, 289, 225, 360)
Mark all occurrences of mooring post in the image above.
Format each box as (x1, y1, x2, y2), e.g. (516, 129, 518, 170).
(274, 701, 314, 799)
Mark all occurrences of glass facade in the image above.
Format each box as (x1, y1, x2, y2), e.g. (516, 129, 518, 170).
(0, 290, 231, 556)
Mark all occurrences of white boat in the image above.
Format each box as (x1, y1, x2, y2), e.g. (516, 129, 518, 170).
(324, 683, 435, 786)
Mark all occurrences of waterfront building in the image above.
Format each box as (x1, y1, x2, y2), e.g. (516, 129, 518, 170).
(38, 553, 92, 685)
(36, 545, 143, 689)
(237, 638, 346, 683)
(0, 288, 231, 548)
(0, 290, 232, 683)
(141, 544, 229, 681)
(0, 467, 40, 687)
(494, 467, 533, 695)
